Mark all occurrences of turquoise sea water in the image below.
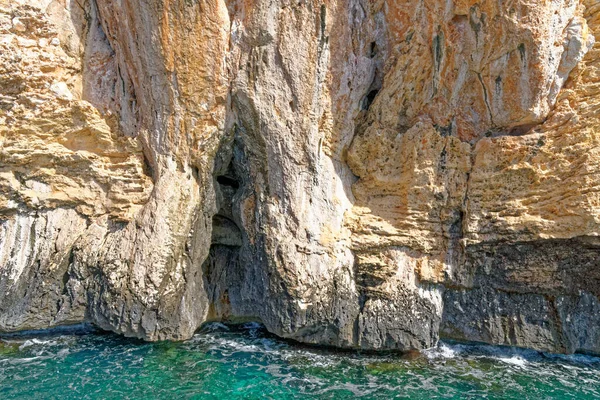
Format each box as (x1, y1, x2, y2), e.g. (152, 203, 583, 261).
(1, 323, 599, 399)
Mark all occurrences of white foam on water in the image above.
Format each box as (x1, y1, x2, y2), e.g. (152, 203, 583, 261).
(424, 342, 460, 360)
(9, 355, 43, 364)
(202, 335, 264, 354)
(17, 338, 62, 352)
(498, 356, 527, 367)
(56, 348, 69, 358)
(18, 340, 35, 350)
(438, 343, 458, 358)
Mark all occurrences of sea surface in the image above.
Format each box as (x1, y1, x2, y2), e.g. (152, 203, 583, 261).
(0, 322, 599, 399)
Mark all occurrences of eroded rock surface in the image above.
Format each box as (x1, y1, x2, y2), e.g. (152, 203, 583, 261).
(1, 0, 600, 354)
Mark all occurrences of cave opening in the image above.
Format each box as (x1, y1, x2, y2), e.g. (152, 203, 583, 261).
(202, 157, 245, 322)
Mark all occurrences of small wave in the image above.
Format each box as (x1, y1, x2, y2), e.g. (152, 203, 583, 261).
(498, 356, 527, 367)
(197, 334, 265, 354)
(18, 338, 60, 350)
(8, 355, 44, 364)
(427, 343, 458, 359)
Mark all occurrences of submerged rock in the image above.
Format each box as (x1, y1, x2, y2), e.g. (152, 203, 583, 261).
(1, 0, 600, 355)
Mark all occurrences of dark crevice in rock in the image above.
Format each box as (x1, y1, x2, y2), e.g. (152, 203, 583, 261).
(495, 75, 502, 94)
(361, 89, 379, 111)
(319, 4, 327, 39)
(216, 175, 240, 189)
(432, 26, 444, 96)
(202, 245, 240, 320)
(469, 5, 483, 42)
(449, 210, 464, 239)
(141, 151, 155, 180)
(369, 41, 378, 58)
(433, 29, 444, 70)
(518, 43, 527, 65)
(211, 215, 242, 247)
(504, 123, 539, 137)
(435, 122, 454, 138)
(476, 71, 495, 127)
(358, 36, 384, 114)
(61, 251, 74, 297)
(202, 137, 247, 322)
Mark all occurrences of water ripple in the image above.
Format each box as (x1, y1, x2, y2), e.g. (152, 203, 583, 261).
(0, 323, 599, 399)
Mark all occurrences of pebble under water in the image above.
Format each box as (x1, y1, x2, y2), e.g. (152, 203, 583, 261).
(1, 323, 599, 399)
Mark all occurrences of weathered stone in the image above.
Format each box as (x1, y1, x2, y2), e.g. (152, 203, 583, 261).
(1, 0, 600, 356)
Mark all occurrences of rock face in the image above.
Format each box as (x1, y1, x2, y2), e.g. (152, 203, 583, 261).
(1, 0, 600, 354)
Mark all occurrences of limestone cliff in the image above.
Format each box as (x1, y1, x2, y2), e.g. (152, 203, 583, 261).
(1, 0, 600, 355)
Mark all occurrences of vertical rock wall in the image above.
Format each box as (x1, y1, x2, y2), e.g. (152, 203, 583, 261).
(1, 0, 600, 354)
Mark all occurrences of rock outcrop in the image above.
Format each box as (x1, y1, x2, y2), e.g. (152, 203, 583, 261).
(1, 0, 600, 354)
